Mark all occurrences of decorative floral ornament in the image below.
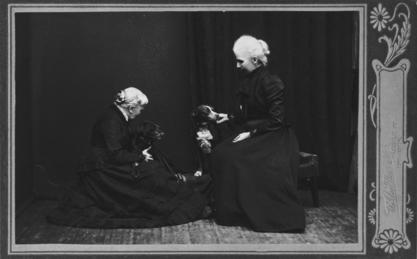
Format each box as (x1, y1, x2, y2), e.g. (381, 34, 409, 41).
(368, 2, 413, 255)
(406, 208, 414, 224)
(368, 208, 376, 225)
(375, 229, 405, 254)
(369, 182, 376, 201)
(376, 2, 411, 66)
(370, 3, 390, 32)
(368, 2, 411, 128)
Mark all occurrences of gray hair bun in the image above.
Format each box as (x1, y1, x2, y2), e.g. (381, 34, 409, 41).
(115, 90, 126, 105)
(258, 39, 270, 55)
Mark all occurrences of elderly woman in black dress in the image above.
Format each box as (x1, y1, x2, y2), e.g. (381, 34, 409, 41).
(211, 35, 305, 232)
(47, 87, 209, 228)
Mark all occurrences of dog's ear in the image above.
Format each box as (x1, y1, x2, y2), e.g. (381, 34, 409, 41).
(145, 121, 160, 132)
(200, 105, 213, 116)
(149, 121, 160, 129)
(191, 109, 199, 118)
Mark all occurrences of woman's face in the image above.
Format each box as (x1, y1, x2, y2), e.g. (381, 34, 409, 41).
(234, 50, 257, 73)
(128, 105, 144, 119)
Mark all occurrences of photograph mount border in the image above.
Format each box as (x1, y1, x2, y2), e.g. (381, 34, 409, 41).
(7, 2, 367, 256)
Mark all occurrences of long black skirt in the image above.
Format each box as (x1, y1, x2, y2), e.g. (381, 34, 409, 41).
(210, 127, 305, 232)
(46, 160, 210, 228)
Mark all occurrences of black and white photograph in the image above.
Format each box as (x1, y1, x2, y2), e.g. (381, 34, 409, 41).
(2, 1, 416, 258)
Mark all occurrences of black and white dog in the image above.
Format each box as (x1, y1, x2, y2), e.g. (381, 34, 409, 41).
(191, 105, 232, 176)
(191, 105, 219, 153)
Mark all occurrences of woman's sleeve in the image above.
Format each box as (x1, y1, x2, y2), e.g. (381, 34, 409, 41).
(251, 77, 285, 136)
(226, 95, 245, 127)
(100, 118, 145, 164)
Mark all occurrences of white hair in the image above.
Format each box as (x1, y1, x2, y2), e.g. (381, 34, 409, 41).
(114, 87, 148, 108)
(233, 35, 270, 66)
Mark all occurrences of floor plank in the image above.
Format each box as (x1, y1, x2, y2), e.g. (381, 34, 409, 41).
(15, 190, 358, 244)
(188, 220, 220, 244)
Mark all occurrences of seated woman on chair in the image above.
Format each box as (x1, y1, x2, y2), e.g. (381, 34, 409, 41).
(211, 35, 306, 232)
(47, 87, 210, 228)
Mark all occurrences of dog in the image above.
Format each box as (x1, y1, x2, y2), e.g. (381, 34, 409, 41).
(191, 105, 219, 153)
(128, 120, 165, 152)
(191, 105, 231, 176)
(128, 120, 188, 182)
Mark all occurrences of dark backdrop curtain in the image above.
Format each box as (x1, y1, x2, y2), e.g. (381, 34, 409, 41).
(187, 12, 358, 191)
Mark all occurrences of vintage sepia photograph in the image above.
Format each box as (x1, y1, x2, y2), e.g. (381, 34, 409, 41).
(2, 0, 416, 258)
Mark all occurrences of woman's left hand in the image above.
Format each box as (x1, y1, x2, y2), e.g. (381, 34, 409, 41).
(233, 132, 251, 143)
(175, 173, 187, 183)
(142, 147, 153, 162)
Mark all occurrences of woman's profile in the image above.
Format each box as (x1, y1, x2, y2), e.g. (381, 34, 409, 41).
(211, 35, 306, 232)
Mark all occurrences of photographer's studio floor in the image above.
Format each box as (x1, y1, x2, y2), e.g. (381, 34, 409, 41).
(15, 190, 357, 244)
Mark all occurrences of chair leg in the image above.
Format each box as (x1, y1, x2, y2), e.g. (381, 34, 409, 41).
(310, 176, 319, 207)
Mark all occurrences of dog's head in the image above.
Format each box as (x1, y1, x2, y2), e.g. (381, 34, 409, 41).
(191, 105, 220, 124)
(129, 120, 164, 150)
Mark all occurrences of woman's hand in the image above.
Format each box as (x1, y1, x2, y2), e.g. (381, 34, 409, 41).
(142, 147, 153, 162)
(216, 113, 230, 124)
(194, 170, 202, 177)
(175, 173, 187, 183)
(232, 132, 251, 143)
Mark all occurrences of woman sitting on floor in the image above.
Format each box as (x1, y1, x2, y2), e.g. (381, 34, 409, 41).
(47, 87, 210, 228)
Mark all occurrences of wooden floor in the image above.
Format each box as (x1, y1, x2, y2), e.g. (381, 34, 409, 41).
(16, 190, 357, 244)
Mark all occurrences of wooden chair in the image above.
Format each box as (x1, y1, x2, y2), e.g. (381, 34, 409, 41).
(298, 152, 320, 207)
